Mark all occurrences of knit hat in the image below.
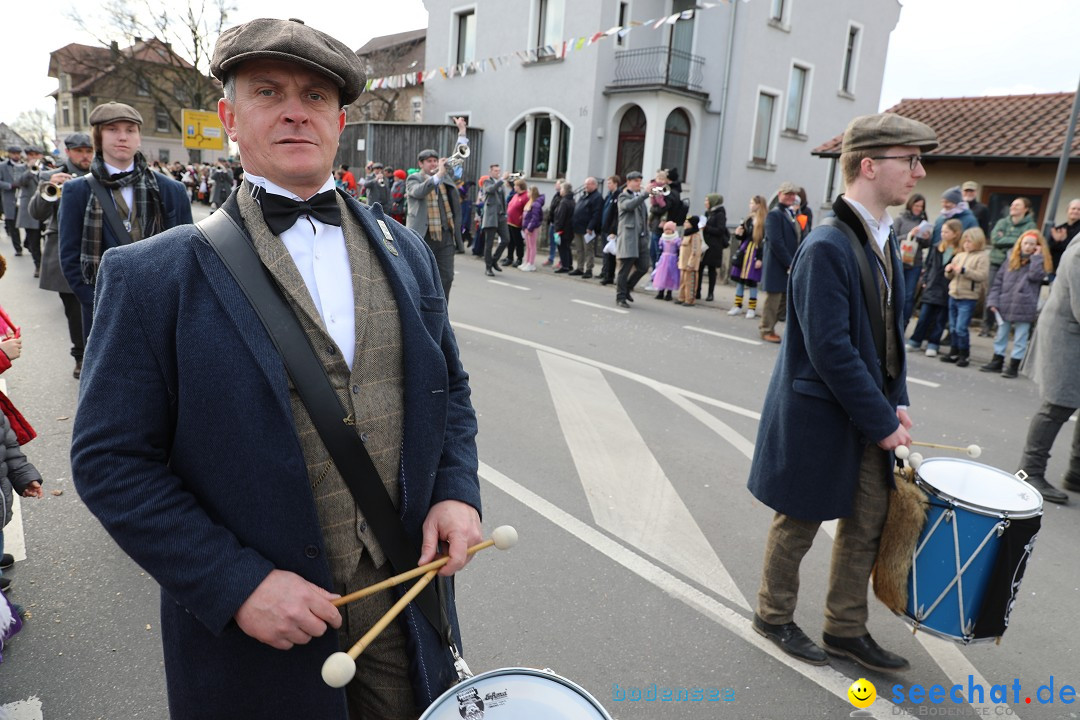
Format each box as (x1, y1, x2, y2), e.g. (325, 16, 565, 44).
(942, 186, 963, 205)
(686, 215, 700, 229)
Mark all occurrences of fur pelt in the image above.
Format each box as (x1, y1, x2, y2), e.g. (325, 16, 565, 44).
(872, 465, 930, 613)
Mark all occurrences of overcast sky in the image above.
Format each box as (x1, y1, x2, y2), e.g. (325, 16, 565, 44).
(2, 1, 1076, 131)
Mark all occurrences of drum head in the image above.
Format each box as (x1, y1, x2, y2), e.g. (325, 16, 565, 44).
(420, 667, 613, 719)
(915, 458, 1042, 518)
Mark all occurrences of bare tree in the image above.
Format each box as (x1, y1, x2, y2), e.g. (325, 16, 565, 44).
(349, 39, 423, 123)
(64, 0, 235, 133)
(12, 109, 57, 152)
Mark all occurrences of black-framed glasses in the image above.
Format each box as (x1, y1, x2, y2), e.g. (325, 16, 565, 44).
(869, 154, 923, 171)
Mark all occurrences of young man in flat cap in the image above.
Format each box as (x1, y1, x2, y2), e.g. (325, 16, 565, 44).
(57, 101, 192, 340)
(748, 113, 937, 672)
(758, 180, 802, 342)
(29, 133, 94, 378)
(70, 18, 482, 720)
(0, 146, 25, 255)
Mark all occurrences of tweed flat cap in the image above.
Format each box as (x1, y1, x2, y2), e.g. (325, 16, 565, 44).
(777, 181, 799, 195)
(211, 18, 365, 106)
(24, 147, 43, 155)
(842, 113, 937, 153)
(89, 102, 143, 126)
(625, 171, 643, 180)
(6, 146, 21, 153)
(64, 133, 93, 149)
(417, 149, 438, 162)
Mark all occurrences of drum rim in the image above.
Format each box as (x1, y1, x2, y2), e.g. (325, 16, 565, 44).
(419, 666, 614, 719)
(914, 458, 1043, 519)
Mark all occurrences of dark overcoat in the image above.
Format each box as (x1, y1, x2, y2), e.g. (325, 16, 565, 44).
(747, 197, 909, 522)
(70, 193, 481, 719)
(760, 205, 800, 293)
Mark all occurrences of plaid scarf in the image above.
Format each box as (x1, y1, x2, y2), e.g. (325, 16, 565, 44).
(424, 177, 453, 244)
(80, 152, 165, 285)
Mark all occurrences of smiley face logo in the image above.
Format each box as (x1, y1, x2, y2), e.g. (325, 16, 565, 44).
(848, 678, 876, 708)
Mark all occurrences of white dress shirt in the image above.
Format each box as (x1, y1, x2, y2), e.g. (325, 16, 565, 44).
(844, 197, 895, 253)
(245, 172, 356, 370)
(104, 160, 136, 219)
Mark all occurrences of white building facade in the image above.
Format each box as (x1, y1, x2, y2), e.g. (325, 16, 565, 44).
(421, 0, 899, 212)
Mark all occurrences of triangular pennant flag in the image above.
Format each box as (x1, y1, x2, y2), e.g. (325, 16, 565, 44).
(680, 9, 695, 19)
(604, 25, 621, 36)
(589, 31, 605, 44)
(665, 13, 680, 25)
(617, 27, 632, 39)
(439, 67, 448, 79)
(575, 36, 587, 50)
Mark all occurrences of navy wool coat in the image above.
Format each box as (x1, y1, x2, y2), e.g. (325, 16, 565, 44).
(747, 197, 909, 522)
(760, 205, 800, 293)
(70, 192, 481, 719)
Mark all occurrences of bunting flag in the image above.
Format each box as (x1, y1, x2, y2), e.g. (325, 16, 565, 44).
(361, 0, 748, 93)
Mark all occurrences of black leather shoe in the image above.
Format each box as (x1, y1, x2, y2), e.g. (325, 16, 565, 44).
(1062, 475, 1080, 493)
(1025, 476, 1068, 504)
(568, 269, 583, 276)
(616, 299, 630, 309)
(822, 632, 909, 672)
(753, 615, 828, 665)
(582, 271, 593, 279)
(0, 576, 12, 592)
(492, 263, 503, 272)
(1, 553, 13, 570)
(485, 268, 495, 277)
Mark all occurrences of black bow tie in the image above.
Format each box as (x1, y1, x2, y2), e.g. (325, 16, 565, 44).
(259, 189, 342, 235)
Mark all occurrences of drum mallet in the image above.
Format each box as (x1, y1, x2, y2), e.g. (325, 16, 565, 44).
(893, 445, 924, 470)
(322, 525, 518, 688)
(899, 441, 982, 458)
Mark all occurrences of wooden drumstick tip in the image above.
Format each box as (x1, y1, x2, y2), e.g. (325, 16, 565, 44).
(967, 444, 982, 459)
(491, 525, 518, 551)
(895, 445, 910, 460)
(322, 651, 356, 688)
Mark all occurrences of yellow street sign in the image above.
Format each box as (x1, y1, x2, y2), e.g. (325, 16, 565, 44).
(182, 109, 224, 150)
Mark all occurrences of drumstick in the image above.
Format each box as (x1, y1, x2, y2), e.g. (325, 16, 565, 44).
(912, 441, 982, 458)
(323, 569, 437, 688)
(331, 525, 518, 608)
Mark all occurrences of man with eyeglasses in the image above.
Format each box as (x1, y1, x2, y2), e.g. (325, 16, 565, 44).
(749, 112, 937, 673)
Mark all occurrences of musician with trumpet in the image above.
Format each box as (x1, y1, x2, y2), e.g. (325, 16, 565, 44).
(0, 146, 24, 255)
(28, 133, 93, 379)
(406, 116, 468, 301)
(15, 146, 47, 275)
(480, 164, 511, 277)
(365, 162, 390, 208)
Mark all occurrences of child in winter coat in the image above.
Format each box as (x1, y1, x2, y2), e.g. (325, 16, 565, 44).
(941, 227, 990, 367)
(907, 218, 962, 356)
(676, 216, 704, 306)
(980, 230, 1052, 378)
(728, 195, 766, 318)
(652, 221, 681, 300)
(520, 187, 544, 272)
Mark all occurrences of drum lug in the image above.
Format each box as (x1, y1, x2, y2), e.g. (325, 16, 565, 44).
(996, 522, 1007, 537)
(944, 509, 954, 523)
(450, 643, 474, 681)
(1015, 469, 1029, 482)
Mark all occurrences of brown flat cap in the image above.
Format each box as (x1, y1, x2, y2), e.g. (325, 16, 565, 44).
(841, 113, 937, 153)
(777, 181, 799, 195)
(89, 102, 143, 126)
(211, 18, 365, 106)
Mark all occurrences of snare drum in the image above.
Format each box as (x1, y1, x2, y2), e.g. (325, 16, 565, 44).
(906, 458, 1042, 644)
(420, 667, 613, 719)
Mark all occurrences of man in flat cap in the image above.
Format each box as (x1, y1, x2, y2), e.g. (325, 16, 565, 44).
(614, 170, 650, 307)
(748, 112, 937, 672)
(57, 101, 192, 340)
(71, 18, 482, 720)
(29, 133, 94, 378)
(15, 146, 46, 275)
(758, 180, 802, 342)
(0, 146, 25, 255)
(406, 116, 469, 300)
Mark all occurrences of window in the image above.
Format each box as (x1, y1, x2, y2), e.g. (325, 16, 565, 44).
(535, 0, 564, 59)
(512, 124, 527, 174)
(616, 2, 629, 47)
(411, 96, 423, 122)
(840, 24, 861, 95)
(770, 0, 785, 20)
(158, 148, 170, 163)
(824, 158, 840, 202)
(137, 74, 151, 96)
(785, 64, 810, 133)
(59, 73, 71, 91)
(511, 112, 571, 178)
(156, 107, 171, 133)
(455, 10, 476, 65)
(661, 109, 691, 179)
(752, 91, 778, 165)
(615, 105, 646, 180)
(61, 101, 71, 127)
(80, 98, 90, 127)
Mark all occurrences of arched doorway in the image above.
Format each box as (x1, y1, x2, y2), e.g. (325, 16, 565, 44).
(616, 105, 646, 180)
(661, 108, 691, 181)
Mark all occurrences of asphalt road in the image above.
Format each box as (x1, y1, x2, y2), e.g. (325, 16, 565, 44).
(1, 232, 1078, 720)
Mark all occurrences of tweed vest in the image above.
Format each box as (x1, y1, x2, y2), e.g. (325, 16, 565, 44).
(238, 186, 405, 587)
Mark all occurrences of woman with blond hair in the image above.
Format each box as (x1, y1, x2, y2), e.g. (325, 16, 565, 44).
(980, 230, 1052, 377)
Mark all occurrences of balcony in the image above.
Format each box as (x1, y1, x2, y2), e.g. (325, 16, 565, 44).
(608, 46, 707, 96)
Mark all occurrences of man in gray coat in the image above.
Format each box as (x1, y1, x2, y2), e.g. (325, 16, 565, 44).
(615, 171, 649, 308)
(405, 116, 467, 301)
(16, 146, 46, 275)
(480, 165, 509, 276)
(1017, 236, 1080, 504)
(0, 146, 24, 254)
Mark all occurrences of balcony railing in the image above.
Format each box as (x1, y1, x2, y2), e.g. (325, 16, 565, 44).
(609, 47, 706, 93)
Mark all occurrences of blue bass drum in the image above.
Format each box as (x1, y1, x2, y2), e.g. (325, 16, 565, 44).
(420, 668, 613, 719)
(907, 458, 1042, 644)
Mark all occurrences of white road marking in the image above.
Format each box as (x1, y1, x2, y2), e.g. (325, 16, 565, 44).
(479, 462, 910, 719)
(0, 696, 43, 720)
(6, 494, 27, 562)
(487, 279, 530, 291)
(907, 377, 941, 388)
(538, 352, 748, 610)
(683, 325, 763, 346)
(462, 322, 1007, 716)
(570, 299, 628, 314)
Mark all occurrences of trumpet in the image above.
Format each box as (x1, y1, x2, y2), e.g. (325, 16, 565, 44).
(446, 142, 470, 170)
(40, 183, 62, 202)
(505, 172, 524, 182)
(649, 185, 670, 197)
